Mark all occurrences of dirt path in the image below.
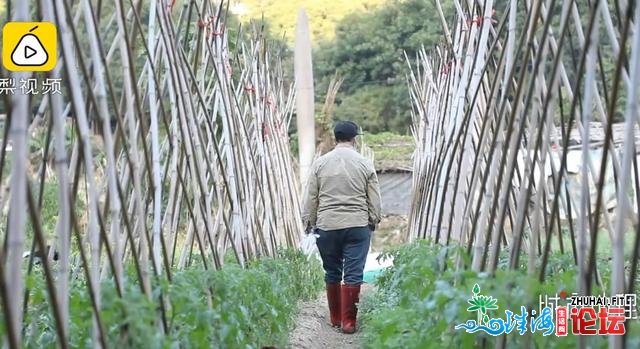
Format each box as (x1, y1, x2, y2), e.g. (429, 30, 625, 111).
(288, 284, 373, 349)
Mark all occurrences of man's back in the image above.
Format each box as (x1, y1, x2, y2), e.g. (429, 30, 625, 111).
(300, 120, 381, 334)
(303, 144, 381, 231)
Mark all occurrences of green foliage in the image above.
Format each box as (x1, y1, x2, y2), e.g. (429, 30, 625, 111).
(359, 240, 640, 349)
(361, 132, 414, 169)
(234, 1, 455, 135)
(313, 0, 454, 134)
(330, 85, 412, 134)
(20, 177, 86, 245)
(235, 0, 387, 44)
(17, 248, 324, 348)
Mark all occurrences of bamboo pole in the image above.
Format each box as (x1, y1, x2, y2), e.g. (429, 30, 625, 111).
(147, 0, 162, 277)
(408, 7, 640, 349)
(578, 0, 602, 322)
(52, 0, 105, 344)
(610, 2, 640, 348)
(0, 0, 304, 345)
(294, 8, 316, 194)
(4, 1, 31, 346)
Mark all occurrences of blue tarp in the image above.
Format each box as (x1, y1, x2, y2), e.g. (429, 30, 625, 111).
(363, 267, 387, 284)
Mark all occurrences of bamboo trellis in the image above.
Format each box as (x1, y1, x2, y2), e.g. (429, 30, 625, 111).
(408, 0, 639, 347)
(0, 0, 304, 346)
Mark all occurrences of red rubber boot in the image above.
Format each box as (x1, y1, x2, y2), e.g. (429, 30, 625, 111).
(341, 284, 361, 334)
(326, 283, 342, 327)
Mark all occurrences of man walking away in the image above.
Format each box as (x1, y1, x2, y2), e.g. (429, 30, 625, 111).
(301, 121, 382, 334)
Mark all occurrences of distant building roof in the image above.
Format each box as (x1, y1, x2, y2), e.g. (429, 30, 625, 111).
(377, 166, 412, 174)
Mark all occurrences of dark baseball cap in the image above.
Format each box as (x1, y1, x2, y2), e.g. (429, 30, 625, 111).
(333, 121, 362, 140)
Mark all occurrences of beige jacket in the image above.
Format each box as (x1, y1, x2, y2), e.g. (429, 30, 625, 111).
(301, 144, 382, 231)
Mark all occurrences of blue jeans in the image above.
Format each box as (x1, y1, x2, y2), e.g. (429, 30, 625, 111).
(315, 226, 371, 285)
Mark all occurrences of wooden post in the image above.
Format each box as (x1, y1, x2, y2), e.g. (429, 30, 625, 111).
(295, 8, 316, 193)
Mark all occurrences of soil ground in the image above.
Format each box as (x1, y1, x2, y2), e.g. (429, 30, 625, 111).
(287, 284, 374, 349)
(286, 215, 402, 349)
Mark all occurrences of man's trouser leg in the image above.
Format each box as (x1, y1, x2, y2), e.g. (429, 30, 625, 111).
(316, 228, 344, 327)
(341, 226, 371, 333)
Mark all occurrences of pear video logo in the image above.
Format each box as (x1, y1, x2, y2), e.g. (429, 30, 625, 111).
(11, 26, 48, 66)
(3, 22, 57, 72)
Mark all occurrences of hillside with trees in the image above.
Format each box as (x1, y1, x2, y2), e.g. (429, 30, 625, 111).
(2, 0, 623, 134)
(313, 0, 455, 134)
(235, 0, 625, 134)
(235, 0, 455, 134)
(230, 0, 387, 43)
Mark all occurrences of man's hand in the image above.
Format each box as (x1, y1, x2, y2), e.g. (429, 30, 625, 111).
(368, 224, 376, 232)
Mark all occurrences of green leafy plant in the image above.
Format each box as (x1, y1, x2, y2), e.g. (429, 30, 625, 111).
(358, 241, 640, 349)
(13, 248, 324, 348)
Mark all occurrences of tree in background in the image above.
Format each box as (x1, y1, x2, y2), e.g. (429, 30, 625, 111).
(313, 0, 454, 134)
(233, 0, 387, 44)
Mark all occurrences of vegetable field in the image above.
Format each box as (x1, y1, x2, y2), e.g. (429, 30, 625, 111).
(388, 0, 640, 348)
(1, 0, 640, 348)
(1, 0, 314, 347)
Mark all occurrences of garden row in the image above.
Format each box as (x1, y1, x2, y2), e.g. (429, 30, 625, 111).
(359, 241, 640, 348)
(5, 249, 323, 348)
